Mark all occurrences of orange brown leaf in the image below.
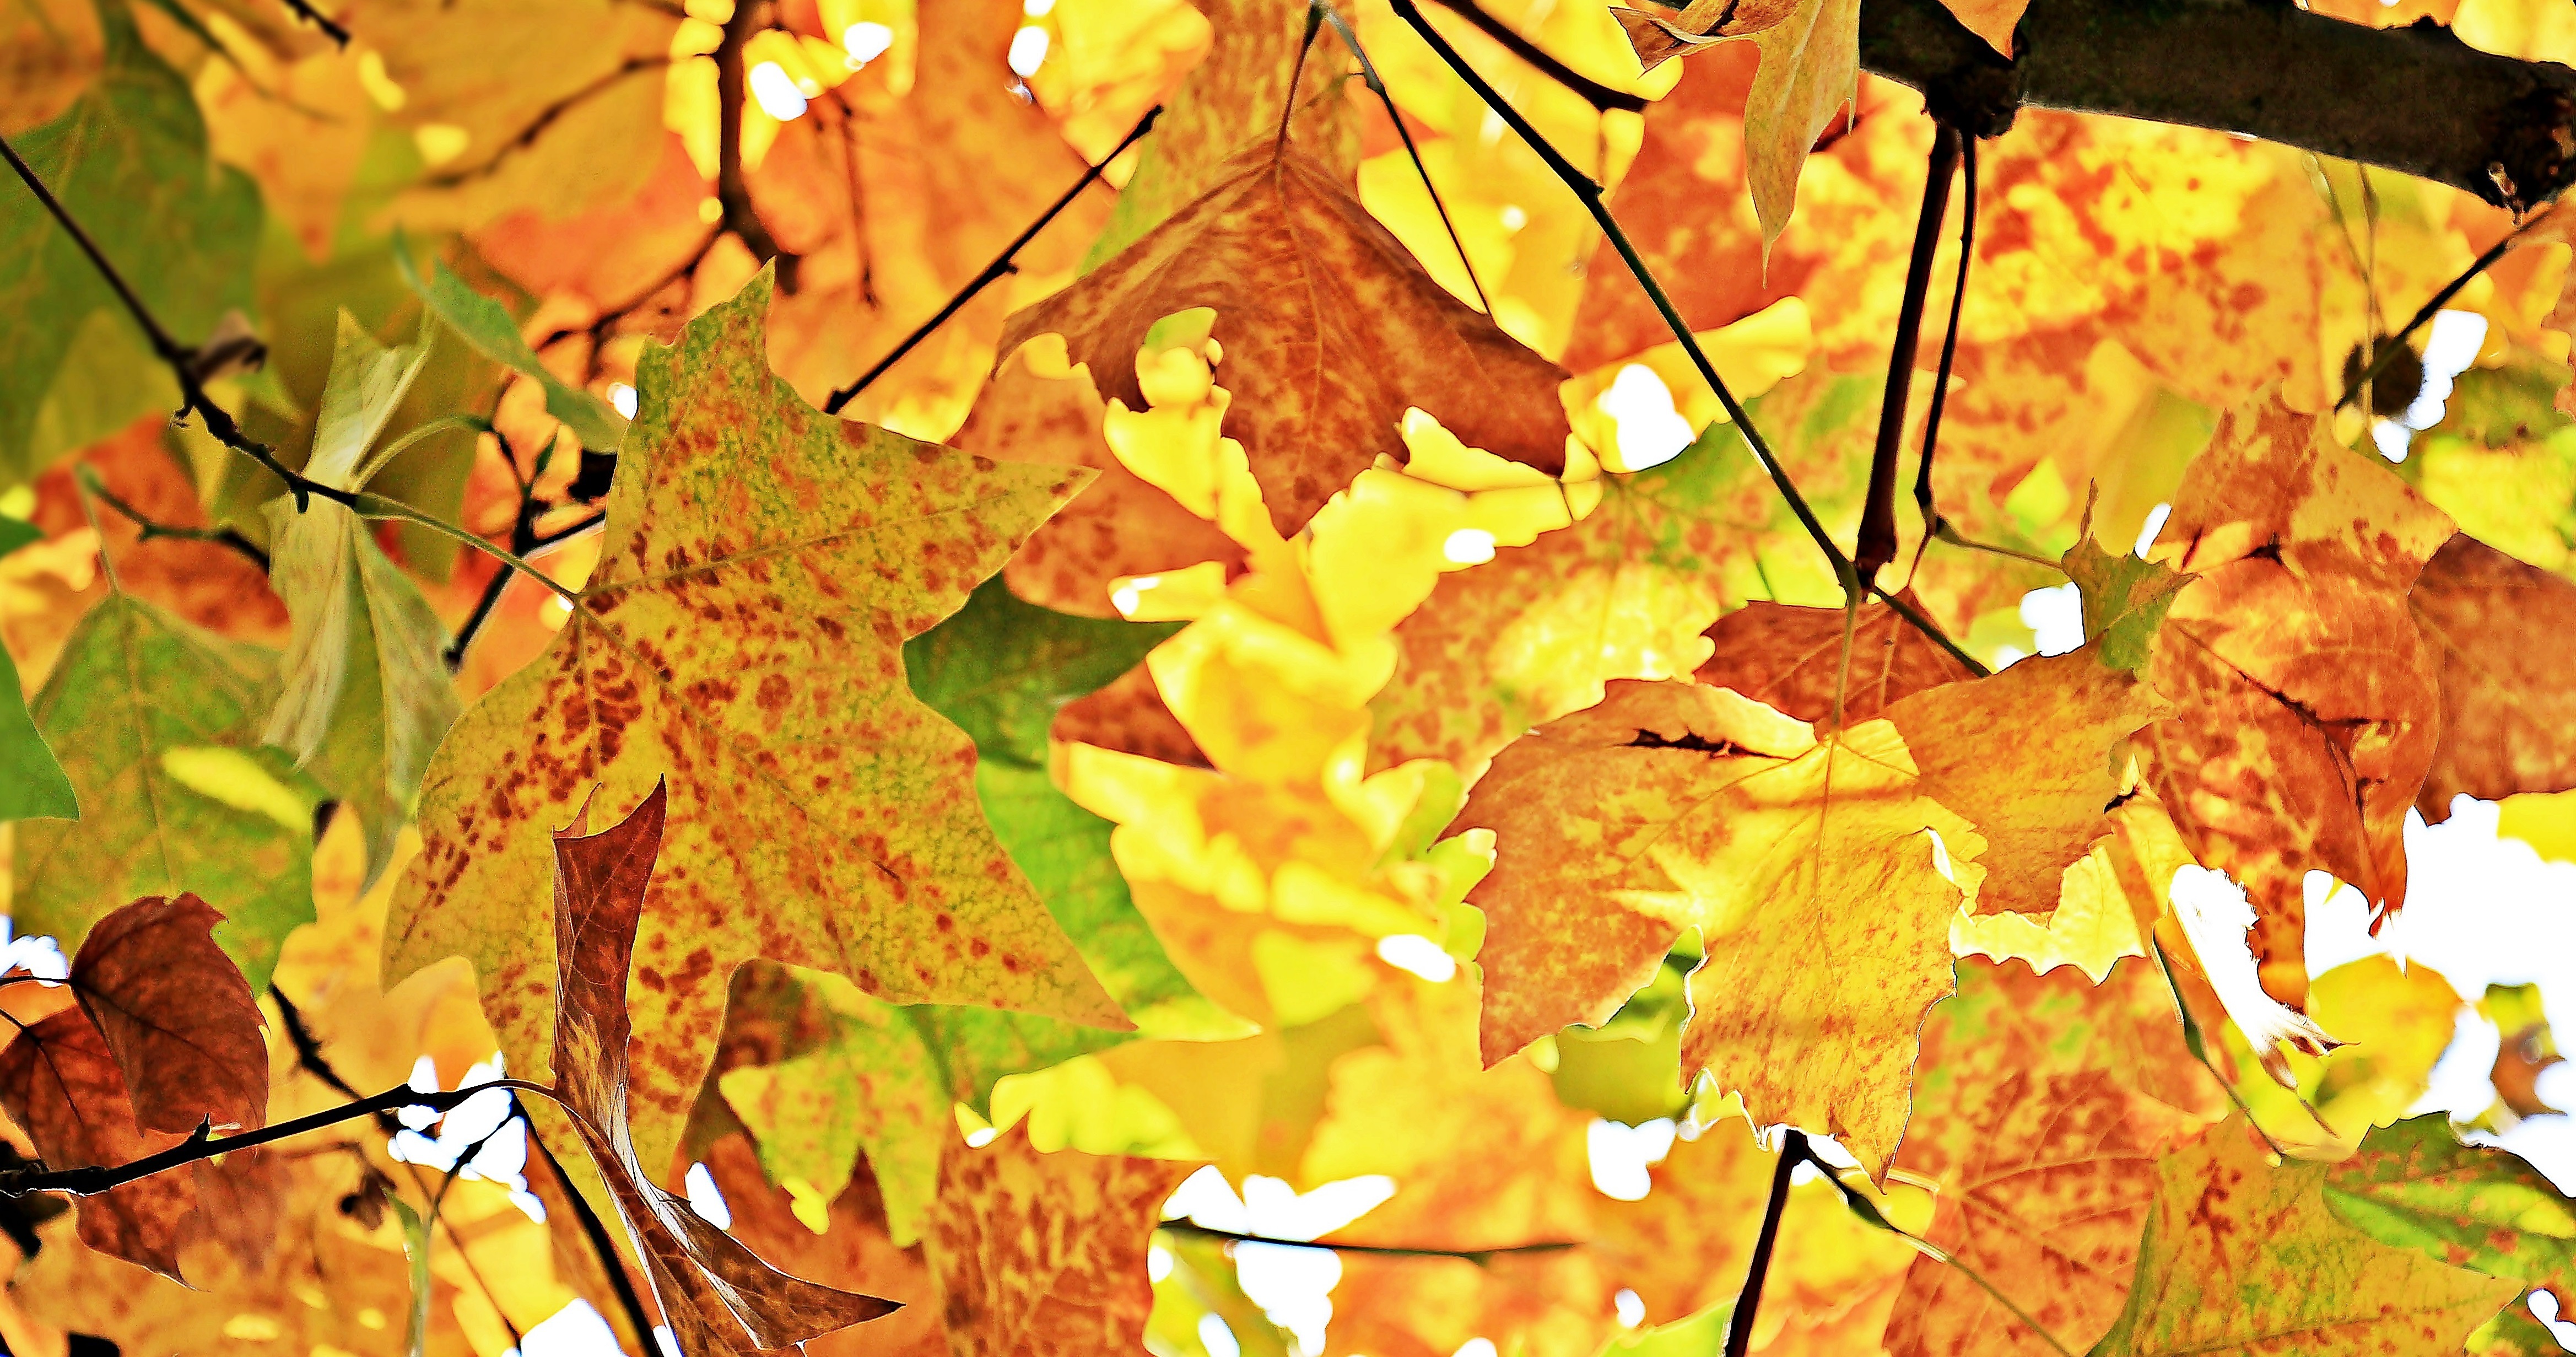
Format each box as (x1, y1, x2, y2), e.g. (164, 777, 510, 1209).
(68, 891, 267, 1136)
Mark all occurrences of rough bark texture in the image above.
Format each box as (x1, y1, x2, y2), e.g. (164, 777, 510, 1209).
(1860, 0, 2576, 210)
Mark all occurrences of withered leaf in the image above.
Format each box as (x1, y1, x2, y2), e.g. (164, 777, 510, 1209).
(0, 1009, 198, 1279)
(549, 778, 899, 1355)
(1000, 143, 1570, 536)
(69, 892, 268, 1136)
(2408, 532, 2576, 818)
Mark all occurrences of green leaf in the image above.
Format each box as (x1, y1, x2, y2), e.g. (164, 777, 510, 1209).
(262, 312, 462, 886)
(2325, 1113, 2576, 1290)
(0, 518, 74, 821)
(905, 575, 1182, 766)
(2064, 535, 2192, 674)
(0, 0, 261, 486)
(393, 233, 627, 452)
(15, 594, 322, 991)
(385, 1193, 434, 1357)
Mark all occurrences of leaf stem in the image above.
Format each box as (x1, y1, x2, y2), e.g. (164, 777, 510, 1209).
(1860, 123, 1962, 584)
(1416, 0, 1646, 114)
(2334, 214, 2534, 412)
(1315, 2, 1492, 314)
(522, 1100, 664, 1351)
(1724, 1128, 1806, 1357)
(822, 105, 1164, 416)
(75, 466, 272, 572)
(1911, 136, 1976, 572)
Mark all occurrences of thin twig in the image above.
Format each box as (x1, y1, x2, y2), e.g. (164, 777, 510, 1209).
(424, 58, 673, 191)
(1159, 1220, 1578, 1261)
(2334, 223, 2528, 411)
(0, 1080, 554, 1198)
(279, 0, 350, 46)
(1857, 123, 1962, 584)
(446, 429, 552, 669)
(1419, 0, 1646, 114)
(523, 1101, 663, 1350)
(715, 2, 793, 289)
(822, 105, 1164, 415)
(1315, 2, 1492, 314)
(1803, 1152, 2075, 1357)
(1385, 0, 1988, 677)
(1912, 134, 1976, 564)
(1723, 1128, 1805, 1357)
(77, 469, 271, 572)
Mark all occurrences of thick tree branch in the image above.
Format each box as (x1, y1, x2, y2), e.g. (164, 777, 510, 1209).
(1859, 0, 2576, 212)
(1421, 0, 1647, 114)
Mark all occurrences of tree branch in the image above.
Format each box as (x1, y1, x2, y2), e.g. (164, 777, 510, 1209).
(1722, 1128, 1804, 1357)
(279, 0, 350, 47)
(1858, 0, 2576, 212)
(1419, 0, 1647, 114)
(821, 105, 1164, 416)
(78, 468, 272, 572)
(715, 2, 794, 291)
(1159, 1220, 1577, 1262)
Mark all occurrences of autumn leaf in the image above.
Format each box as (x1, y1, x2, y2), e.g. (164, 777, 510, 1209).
(386, 269, 1123, 1177)
(262, 311, 461, 887)
(921, 1122, 1199, 1357)
(2325, 1114, 2576, 1301)
(1456, 678, 1978, 1176)
(1738, 0, 1862, 247)
(67, 892, 267, 1135)
(547, 778, 900, 1355)
(2407, 532, 2576, 818)
(2139, 392, 2453, 1009)
(0, 1009, 198, 1277)
(0, 514, 75, 820)
(1611, 0, 1806, 71)
(2093, 1117, 2520, 1356)
(17, 592, 322, 992)
(1696, 595, 1974, 729)
(1883, 646, 2170, 916)
(0, 0, 258, 486)
(1000, 141, 1571, 536)
(2063, 532, 2194, 675)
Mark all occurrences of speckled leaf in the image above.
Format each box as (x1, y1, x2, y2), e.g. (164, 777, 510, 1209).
(548, 781, 900, 1355)
(69, 892, 267, 1135)
(2408, 533, 2576, 819)
(2092, 1118, 2520, 1356)
(0, 1009, 198, 1279)
(919, 1122, 1201, 1357)
(0, 0, 259, 486)
(1884, 646, 2170, 917)
(17, 593, 321, 992)
(263, 311, 460, 887)
(1697, 595, 1975, 730)
(2139, 394, 2453, 1011)
(1455, 678, 1979, 1177)
(2325, 1114, 2576, 1295)
(385, 270, 1123, 1180)
(1002, 143, 1570, 537)
(1740, 0, 1864, 246)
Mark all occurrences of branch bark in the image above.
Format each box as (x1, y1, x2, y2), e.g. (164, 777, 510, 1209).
(1860, 0, 2576, 212)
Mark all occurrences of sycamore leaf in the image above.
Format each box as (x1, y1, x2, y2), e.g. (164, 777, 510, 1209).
(1456, 678, 1978, 1176)
(0, 1009, 198, 1278)
(1887, 957, 2223, 1357)
(2325, 1114, 2576, 1294)
(1740, 0, 1864, 246)
(2064, 534, 2195, 675)
(2092, 1118, 2520, 1356)
(68, 892, 267, 1135)
(0, 514, 74, 820)
(18, 593, 321, 992)
(2139, 393, 2453, 1009)
(1884, 647, 2170, 916)
(548, 779, 900, 1354)
(1697, 595, 1975, 729)
(918, 1122, 1200, 1357)
(1000, 143, 1571, 536)
(395, 242, 627, 451)
(0, 0, 259, 486)
(1934, 0, 2031, 52)
(386, 270, 1122, 1180)
(2408, 532, 2576, 818)
(1611, 0, 1806, 71)
(263, 311, 461, 887)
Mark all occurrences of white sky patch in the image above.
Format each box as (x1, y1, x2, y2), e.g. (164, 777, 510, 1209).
(1198, 1314, 1243, 1357)
(0, 920, 67, 982)
(515, 1300, 624, 1357)
(843, 21, 893, 66)
(1597, 364, 1695, 472)
(2019, 582, 2084, 657)
(2407, 310, 2490, 430)
(748, 61, 807, 122)
(1441, 527, 1498, 566)
(1587, 1117, 1676, 1201)
(1455, 1339, 1500, 1357)
(2168, 865, 2338, 1075)
(684, 1162, 732, 1230)
(1614, 1289, 1647, 1328)
(1007, 26, 1050, 78)
(1376, 933, 1456, 982)
(607, 381, 638, 420)
(1162, 1169, 1396, 1354)
(2134, 502, 2172, 556)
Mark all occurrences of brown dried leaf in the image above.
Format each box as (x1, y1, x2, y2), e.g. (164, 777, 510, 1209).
(2408, 532, 2576, 818)
(0, 1009, 197, 1279)
(69, 892, 268, 1135)
(548, 779, 901, 1356)
(1695, 595, 1974, 729)
(1000, 143, 1571, 536)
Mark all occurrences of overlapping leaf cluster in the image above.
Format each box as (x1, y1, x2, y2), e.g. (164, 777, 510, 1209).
(10, 0, 2576, 1355)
